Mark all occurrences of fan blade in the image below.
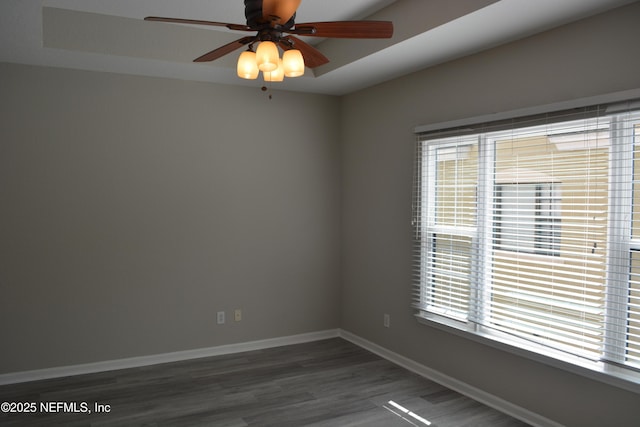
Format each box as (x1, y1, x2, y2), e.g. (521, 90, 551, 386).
(145, 16, 251, 32)
(280, 36, 329, 68)
(292, 21, 393, 38)
(262, 0, 301, 24)
(194, 36, 255, 62)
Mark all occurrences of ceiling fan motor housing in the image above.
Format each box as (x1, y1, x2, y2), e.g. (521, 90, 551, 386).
(244, 0, 296, 30)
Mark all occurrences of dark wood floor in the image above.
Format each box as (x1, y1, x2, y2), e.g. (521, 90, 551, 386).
(0, 338, 530, 426)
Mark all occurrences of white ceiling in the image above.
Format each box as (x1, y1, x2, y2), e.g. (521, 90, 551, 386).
(1, 0, 636, 95)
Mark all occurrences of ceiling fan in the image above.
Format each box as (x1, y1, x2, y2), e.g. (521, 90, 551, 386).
(144, 0, 393, 81)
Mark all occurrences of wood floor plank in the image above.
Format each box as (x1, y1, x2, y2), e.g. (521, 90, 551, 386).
(0, 338, 530, 426)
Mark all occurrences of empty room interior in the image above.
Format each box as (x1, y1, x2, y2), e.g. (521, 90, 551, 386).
(2, 1, 640, 426)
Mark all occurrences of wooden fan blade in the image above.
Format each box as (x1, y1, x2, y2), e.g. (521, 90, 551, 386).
(292, 21, 393, 38)
(194, 36, 255, 62)
(280, 36, 329, 68)
(145, 16, 251, 32)
(262, 0, 301, 24)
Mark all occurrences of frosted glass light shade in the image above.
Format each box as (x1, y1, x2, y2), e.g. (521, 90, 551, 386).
(282, 49, 305, 77)
(263, 59, 284, 82)
(237, 51, 259, 80)
(256, 41, 279, 72)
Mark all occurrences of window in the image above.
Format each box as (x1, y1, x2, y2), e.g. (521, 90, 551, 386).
(412, 102, 640, 380)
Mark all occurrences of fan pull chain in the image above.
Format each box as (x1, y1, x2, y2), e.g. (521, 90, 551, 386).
(261, 85, 274, 100)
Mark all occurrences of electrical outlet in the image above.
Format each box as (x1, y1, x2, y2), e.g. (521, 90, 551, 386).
(234, 309, 242, 322)
(217, 311, 226, 325)
(383, 313, 390, 328)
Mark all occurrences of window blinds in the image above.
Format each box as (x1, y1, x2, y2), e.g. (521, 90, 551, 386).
(412, 100, 640, 371)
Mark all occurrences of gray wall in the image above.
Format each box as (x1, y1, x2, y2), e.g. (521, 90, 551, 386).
(340, 2, 640, 427)
(0, 64, 342, 372)
(2, 2, 640, 426)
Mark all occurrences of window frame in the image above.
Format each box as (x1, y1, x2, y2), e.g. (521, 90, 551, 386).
(421, 137, 480, 323)
(413, 101, 640, 394)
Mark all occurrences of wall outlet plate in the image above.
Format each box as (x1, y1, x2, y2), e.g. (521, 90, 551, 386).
(217, 311, 225, 325)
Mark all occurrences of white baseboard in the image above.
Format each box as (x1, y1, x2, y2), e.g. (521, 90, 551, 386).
(0, 329, 340, 386)
(338, 329, 563, 427)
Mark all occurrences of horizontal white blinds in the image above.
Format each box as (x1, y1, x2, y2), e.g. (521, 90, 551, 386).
(412, 100, 640, 371)
(485, 125, 609, 359)
(413, 138, 478, 322)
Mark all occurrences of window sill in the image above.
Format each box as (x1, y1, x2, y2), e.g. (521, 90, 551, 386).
(415, 312, 640, 395)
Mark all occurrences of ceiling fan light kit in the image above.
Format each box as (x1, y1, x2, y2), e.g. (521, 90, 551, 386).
(236, 44, 304, 81)
(144, 0, 393, 84)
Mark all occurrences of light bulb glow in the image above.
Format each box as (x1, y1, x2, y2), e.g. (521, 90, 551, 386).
(282, 49, 305, 77)
(263, 58, 284, 82)
(237, 51, 259, 80)
(256, 41, 279, 72)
